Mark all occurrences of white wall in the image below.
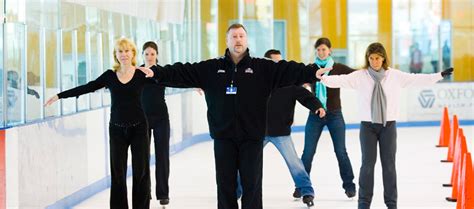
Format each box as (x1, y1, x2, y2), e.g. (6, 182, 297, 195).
(7, 109, 104, 208)
(5, 92, 201, 208)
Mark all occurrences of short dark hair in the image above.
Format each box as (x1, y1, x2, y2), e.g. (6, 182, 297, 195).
(364, 42, 389, 70)
(264, 49, 281, 59)
(226, 23, 247, 34)
(142, 41, 158, 53)
(314, 37, 332, 49)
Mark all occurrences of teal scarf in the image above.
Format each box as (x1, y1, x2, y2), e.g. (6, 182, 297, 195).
(315, 56, 334, 110)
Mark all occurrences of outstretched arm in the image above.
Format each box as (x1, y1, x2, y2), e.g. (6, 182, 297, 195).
(316, 68, 331, 79)
(44, 95, 59, 106)
(320, 70, 362, 89)
(266, 59, 319, 90)
(316, 63, 356, 79)
(138, 65, 195, 88)
(139, 60, 212, 89)
(44, 71, 108, 106)
(397, 67, 452, 88)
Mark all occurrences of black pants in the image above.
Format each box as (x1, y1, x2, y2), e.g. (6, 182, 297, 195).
(358, 121, 397, 209)
(148, 118, 170, 200)
(214, 138, 263, 209)
(109, 122, 151, 209)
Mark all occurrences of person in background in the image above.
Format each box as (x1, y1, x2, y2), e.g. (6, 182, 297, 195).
(235, 49, 325, 207)
(409, 42, 423, 74)
(299, 37, 357, 199)
(263, 49, 282, 61)
(317, 42, 453, 209)
(141, 41, 171, 206)
(442, 40, 451, 70)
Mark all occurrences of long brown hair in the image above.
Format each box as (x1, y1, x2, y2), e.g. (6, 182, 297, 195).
(112, 38, 137, 71)
(364, 42, 389, 70)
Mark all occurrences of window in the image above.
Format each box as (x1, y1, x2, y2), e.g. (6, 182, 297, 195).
(4, 23, 26, 125)
(26, 26, 41, 121)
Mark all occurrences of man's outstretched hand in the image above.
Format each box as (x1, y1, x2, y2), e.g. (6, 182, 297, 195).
(137, 67, 154, 78)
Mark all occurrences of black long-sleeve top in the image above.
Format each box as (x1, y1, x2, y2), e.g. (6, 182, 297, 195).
(58, 69, 155, 125)
(266, 86, 322, 136)
(309, 63, 355, 112)
(140, 64, 192, 123)
(140, 64, 169, 122)
(154, 49, 319, 140)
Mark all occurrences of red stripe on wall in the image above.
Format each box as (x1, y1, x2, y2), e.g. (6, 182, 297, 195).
(0, 130, 5, 209)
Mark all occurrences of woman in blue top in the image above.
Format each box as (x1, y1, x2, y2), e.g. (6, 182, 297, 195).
(296, 37, 357, 199)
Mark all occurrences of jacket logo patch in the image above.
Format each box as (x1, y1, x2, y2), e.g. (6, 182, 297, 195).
(217, 69, 225, 73)
(245, 68, 253, 74)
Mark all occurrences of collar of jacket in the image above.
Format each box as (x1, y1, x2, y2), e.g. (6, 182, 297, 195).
(224, 48, 251, 68)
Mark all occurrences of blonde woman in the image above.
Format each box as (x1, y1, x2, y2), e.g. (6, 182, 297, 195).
(317, 42, 453, 209)
(45, 38, 157, 209)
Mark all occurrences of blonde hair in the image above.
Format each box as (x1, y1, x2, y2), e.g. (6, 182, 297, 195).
(112, 38, 137, 71)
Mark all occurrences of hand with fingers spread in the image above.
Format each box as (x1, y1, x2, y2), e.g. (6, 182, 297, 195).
(315, 107, 326, 118)
(316, 67, 332, 79)
(137, 66, 154, 78)
(44, 95, 59, 107)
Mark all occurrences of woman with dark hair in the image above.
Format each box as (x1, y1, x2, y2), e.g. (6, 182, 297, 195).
(45, 38, 156, 209)
(317, 42, 453, 209)
(140, 41, 171, 206)
(298, 37, 357, 199)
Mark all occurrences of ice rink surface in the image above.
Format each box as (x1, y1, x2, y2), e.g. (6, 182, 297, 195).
(75, 125, 474, 209)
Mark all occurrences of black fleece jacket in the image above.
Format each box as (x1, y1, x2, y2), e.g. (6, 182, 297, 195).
(154, 49, 319, 140)
(266, 85, 322, 136)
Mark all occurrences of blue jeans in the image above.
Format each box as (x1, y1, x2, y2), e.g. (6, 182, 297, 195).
(301, 110, 356, 192)
(237, 135, 314, 198)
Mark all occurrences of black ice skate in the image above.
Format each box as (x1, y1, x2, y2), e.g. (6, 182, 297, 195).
(159, 198, 169, 205)
(345, 190, 356, 198)
(302, 195, 314, 207)
(293, 188, 302, 199)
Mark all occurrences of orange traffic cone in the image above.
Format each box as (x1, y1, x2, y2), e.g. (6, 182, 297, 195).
(456, 152, 473, 209)
(442, 115, 459, 162)
(437, 107, 450, 147)
(446, 129, 467, 202)
(445, 129, 467, 187)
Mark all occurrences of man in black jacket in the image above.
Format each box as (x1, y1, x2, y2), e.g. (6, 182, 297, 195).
(140, 24, 320, 209)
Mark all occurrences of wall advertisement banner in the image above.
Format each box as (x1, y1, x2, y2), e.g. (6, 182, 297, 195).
(407, 82, 474, 121)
